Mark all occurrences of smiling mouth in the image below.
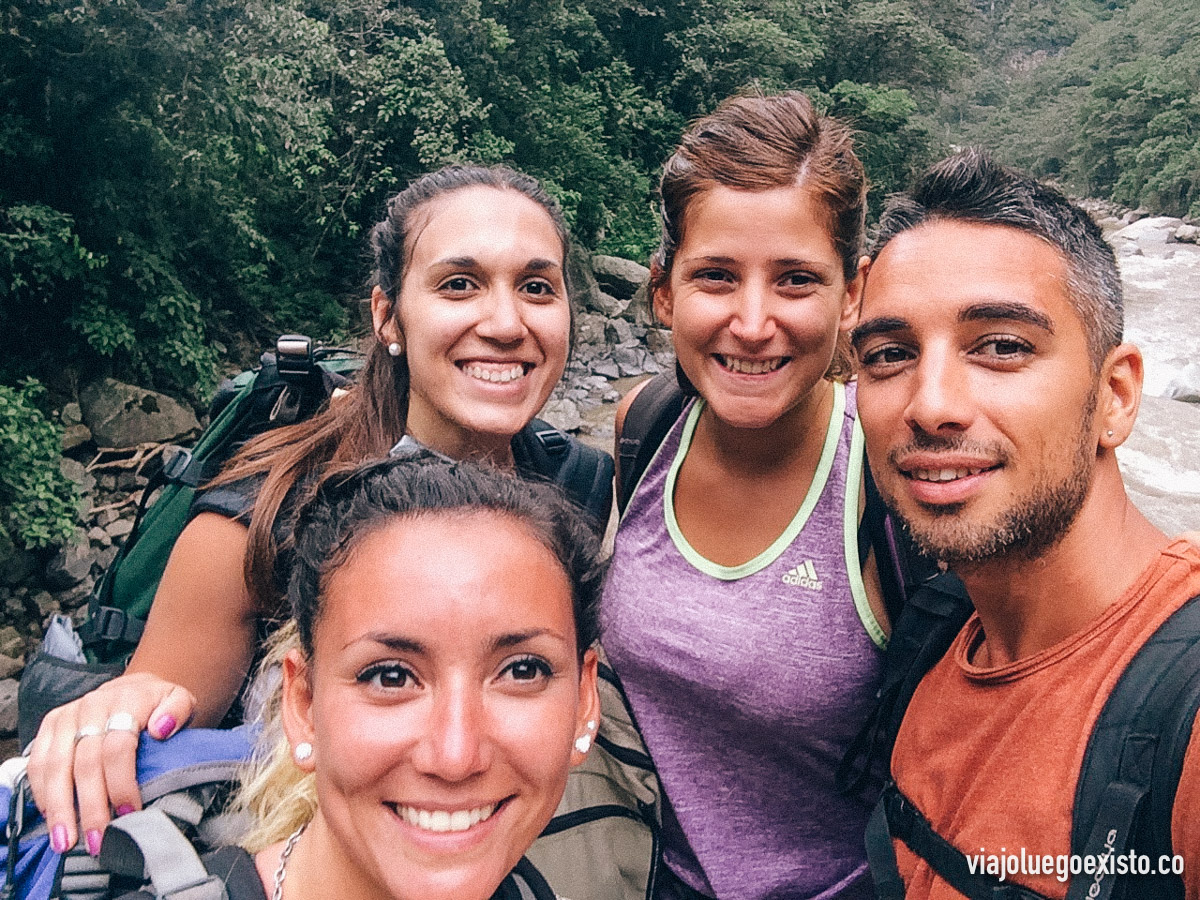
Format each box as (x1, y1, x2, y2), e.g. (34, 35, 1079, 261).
(715, 354, 788, 375)
(389, 801, 503, 833)
(906, 467, 993, 482)
(459, 362, 530, 384)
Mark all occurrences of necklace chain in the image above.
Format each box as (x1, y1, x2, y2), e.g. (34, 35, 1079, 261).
(272, 823, 307, 900)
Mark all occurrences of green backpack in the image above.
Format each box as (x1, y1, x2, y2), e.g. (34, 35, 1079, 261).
(17, 335, 615, 747)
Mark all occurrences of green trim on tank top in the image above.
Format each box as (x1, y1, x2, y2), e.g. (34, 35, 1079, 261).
(843, 418, 888, 649)
(664, 381, 846, 582)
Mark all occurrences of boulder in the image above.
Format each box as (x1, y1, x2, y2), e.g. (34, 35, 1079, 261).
(61, 423, 93, 452)
(1109, 217, 1185, 245)
(628, 282, 656, 327)
(79, 378, 200, 448)
(0, 524, 35, 587)
(539, 398, 582, 433)
(592, 291, 630, 319)
(44, 531, 95, 590)
(0, 627, 23, 658)
(0, 679, 17, 735)
(1117, 395, 1200, 538)
(606, 319, 635, 347)
(0, 654, 21, 680)
(60, 457, 96, 496)
(1121, 208, 1151, 225)
(1175, 224, 1200, 244)
(1164, 363, 1200, 403)
(591, 255, 650, 301)
(574, 312, 608, 348)
(60, 402, 83, 427)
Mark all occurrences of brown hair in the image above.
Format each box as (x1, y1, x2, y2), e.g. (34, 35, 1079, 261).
(653, 91, 867, 289)
(650, 92, 866, 385)
(211, 165, 571, 611)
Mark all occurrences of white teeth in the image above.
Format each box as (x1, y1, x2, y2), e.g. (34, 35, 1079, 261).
(398, 803, 498, 833)
(912, 467, 984, 482)
(462, 364, 526, 384)
(721, 355, 784, 375)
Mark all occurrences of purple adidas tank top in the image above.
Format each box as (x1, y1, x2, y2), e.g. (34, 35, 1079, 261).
(602, 380, 885, 900)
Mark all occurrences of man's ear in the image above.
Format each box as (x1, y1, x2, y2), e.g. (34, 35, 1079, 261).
(282, 648, 317, 773)
(841, 255, 871, 331)
(370, 285, 404, 353)
(1097, 342, 1143, 449)
(570, 648, 601, 767)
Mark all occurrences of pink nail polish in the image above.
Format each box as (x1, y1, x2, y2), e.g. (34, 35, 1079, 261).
(85, 829, 102, 857)
(151, 714, 177, 739)
(116, 804, 135, 817)
(50, 825, 70, 854)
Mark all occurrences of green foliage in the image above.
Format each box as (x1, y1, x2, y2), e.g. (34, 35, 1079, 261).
(944, 0, 1200, 217)
(2, 0, 974, 400)
(0, 379, 80, 549)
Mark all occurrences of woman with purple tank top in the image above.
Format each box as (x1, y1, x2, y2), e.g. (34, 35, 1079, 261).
(601, 92, 893, 899)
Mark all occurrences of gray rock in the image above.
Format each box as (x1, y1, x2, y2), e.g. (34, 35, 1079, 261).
(79, 378, 200, 448)
(0, 679, 17, 735)
(539, 398, 582, 433)
(105, 518, 134, 540)
(31, 591, 57, 617)
(0, 524, 35, 587)
(61, 402, 83, 426)
(1175, 224, 1200, 244)
(575, 312, 608, 347)
(628, 282, 656, 326)
(645, 328, 673, 355)
(0, 626, 23, 658)
(60, 457, 96, 495)
(44, 532, 95, 590)
(1164, 363, 1200, 403)
(592, 359, 621, 380)
(1118, 395, 1200, 538)
(0, 654, 21, 680)
(1114, 240, 1143, 258)
(606, 319, 635, 346)
(88, 526, 112, 547)
(614, 347, 648, 376)
(61, 423, 93, 452)
(592, 291, 630, 319)
(603, 390, 621, 403)
(591, 255, 650, 301)
(1121, 208, 1150, 224)
(1109, 217, 1185, 245)
(94, 546, 119, 571)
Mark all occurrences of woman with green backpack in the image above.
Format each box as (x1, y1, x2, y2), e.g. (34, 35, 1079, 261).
(25, 163, 613, 861)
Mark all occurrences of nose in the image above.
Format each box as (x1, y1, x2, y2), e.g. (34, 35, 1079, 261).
(727, 281, 776, 344)
(904, 347, 973, 436)
(412, 680, 491, 782)
(476, 287, 528, 345)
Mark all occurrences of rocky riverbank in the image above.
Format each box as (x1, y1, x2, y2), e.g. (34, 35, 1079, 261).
(3, 215, 1200, 758)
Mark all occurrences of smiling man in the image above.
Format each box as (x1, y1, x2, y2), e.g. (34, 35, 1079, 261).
(852, 149, 1200, 899)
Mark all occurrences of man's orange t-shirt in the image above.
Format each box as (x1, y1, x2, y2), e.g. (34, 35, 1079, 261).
(891, 539, 1200, 898)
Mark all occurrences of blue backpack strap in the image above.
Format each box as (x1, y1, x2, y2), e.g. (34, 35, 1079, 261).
(1066, 593, 1200, 900)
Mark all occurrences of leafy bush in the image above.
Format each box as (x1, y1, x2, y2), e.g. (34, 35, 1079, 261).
(0, 379, 81, 549)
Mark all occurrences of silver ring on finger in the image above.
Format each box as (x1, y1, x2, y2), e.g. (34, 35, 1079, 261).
(74, 725, 103, 744)
(104, 712, 138, 734)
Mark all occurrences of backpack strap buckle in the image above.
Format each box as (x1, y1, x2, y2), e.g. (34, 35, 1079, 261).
(533, 426, 570, 456)
(86, 606, 145, 644)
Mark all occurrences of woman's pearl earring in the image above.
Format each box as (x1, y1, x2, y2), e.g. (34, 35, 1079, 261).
(387, 342, 402, 357)
(574, 720, 597, 755)
(294, 742, 313, 763)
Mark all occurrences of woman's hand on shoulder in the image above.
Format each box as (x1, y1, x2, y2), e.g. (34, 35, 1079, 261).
(26, 672, 196, 856)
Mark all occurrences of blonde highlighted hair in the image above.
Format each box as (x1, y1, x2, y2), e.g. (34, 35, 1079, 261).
(232, 620, 317, 853)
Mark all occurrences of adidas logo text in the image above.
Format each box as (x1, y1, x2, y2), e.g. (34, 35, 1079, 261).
(782, 560, 822, 590)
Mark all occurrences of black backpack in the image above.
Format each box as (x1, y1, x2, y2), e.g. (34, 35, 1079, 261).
(17, 335, 614, 747)
(865, 591, 1200, 900)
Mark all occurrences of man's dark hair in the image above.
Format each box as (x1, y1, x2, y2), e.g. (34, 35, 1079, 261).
(872, 148, 1122, 368)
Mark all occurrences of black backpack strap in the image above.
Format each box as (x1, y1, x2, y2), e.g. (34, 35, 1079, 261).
(516, 419, 615, 526)
(836, 571, 973, 794)
(500, 857, 559, 900)
(616, 372, 686, 514)
(1066, 593, 1200, 900)
(867, 782, 1049, 900)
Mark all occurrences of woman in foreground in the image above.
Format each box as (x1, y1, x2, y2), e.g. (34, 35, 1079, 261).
(29, 163, 603, 857)
(602, 92, 887, 899)
(219, 457, 600, 900)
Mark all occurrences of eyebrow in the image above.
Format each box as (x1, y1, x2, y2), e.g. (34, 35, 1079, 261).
(959, 301, 1054, 333)
(850, 301, 1055, 349)
(431, 256, 561, 273)
(489, 627, 564, 653)
(355, 633, 426, 654)
(850, 316, 909, 349)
